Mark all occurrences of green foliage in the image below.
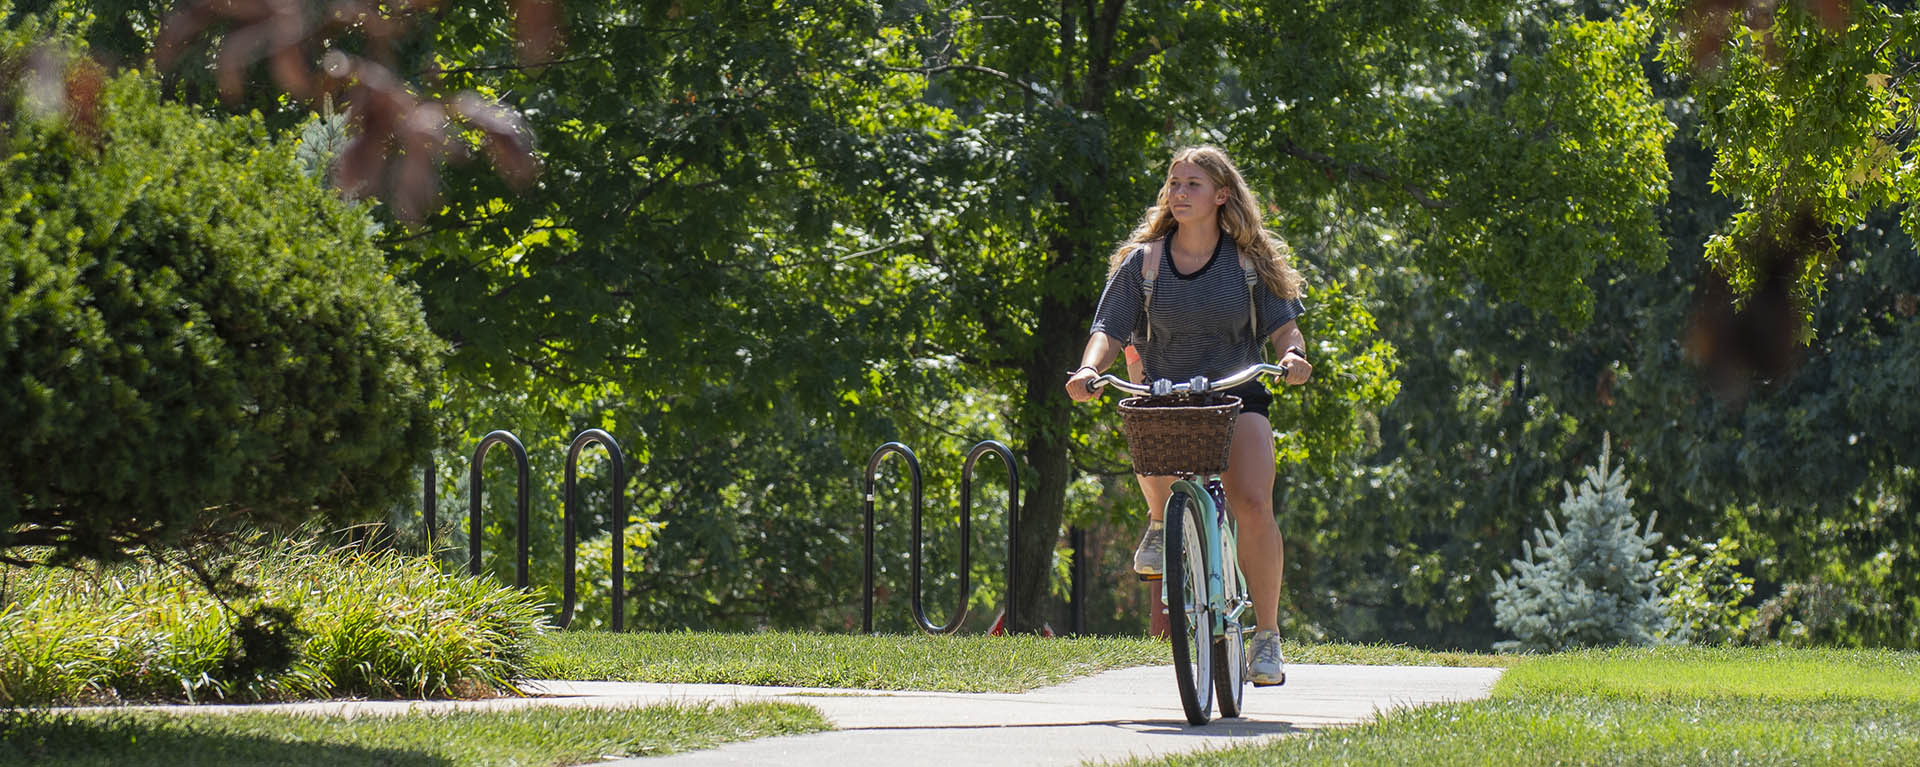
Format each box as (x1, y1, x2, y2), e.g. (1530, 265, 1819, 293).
(329, 0, 1668, 633)
(1286, 0, 1920, 649)
(64, 0, 1884, 651)
(1654, 1, 1909, 306)
(0, 27, 443, 563)
(0, 537, 547, 706)
(1748, 577, 1885, 648)
(1403, 9, 1674, 324)
(1492, 437, 1669, 651)
(1658, 536, 1756, 645)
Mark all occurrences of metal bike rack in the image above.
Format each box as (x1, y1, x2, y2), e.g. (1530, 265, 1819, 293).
(432, 429, 633, 631)
(966, 441, 1021, 634)
(862, 442, 921, 634)
(470, 430, 531, 588)
(862, 440, 1020, 635)
(562, 429, 629, 631)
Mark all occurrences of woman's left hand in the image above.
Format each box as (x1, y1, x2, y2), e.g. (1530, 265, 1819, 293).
(1280, 350, 1312, 385)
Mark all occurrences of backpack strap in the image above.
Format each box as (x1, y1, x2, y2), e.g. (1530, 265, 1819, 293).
(1240, 251, 1260, 343)
(1138, 239, 1163, 344)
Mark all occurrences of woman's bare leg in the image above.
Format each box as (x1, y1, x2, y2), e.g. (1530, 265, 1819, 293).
(1220, 412, 1282, 633)
(1137, 474, 1175, 523)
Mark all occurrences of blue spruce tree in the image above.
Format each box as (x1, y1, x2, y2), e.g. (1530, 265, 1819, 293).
(1491, 435, 1669, 651)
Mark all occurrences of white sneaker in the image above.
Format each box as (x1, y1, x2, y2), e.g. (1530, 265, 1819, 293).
(1249, 629, 1286, 686)
(1131, 522, 1164, 581)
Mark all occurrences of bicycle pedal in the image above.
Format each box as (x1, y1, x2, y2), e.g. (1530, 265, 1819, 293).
(1135, 573, 1163, 583)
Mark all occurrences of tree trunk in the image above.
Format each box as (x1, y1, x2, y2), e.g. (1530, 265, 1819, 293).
(1003, 3, 1118, 632)
(1009, 277, 1093, 632)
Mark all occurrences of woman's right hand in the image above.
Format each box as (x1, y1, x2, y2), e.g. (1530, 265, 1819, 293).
(1065, 368, 1100, 402)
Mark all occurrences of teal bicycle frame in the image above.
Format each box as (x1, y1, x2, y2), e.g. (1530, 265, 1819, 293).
(1168, 477, 1249, 638)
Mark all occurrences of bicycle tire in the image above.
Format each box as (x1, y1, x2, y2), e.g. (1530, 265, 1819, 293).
(1164, 489, 1214, 726)
(1213, 521, 1248, 718)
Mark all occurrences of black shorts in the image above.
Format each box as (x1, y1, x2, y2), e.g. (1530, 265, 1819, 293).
(1225, 380, 1271, 420)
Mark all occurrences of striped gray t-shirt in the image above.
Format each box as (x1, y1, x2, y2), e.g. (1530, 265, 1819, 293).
(1089, 231, 1306, 383)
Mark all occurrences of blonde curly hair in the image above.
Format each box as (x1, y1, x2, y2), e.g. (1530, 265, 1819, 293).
(1107, 146, 1303, 300)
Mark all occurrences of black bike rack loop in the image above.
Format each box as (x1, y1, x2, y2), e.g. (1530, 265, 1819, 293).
(862, 442, 922, 634)
(562, 429, 629, 631)
(470, 430, 532, 588)
(964, 440, 1021, 635)
(913, 448, 968, 635)
(861, 440, 1020, 635)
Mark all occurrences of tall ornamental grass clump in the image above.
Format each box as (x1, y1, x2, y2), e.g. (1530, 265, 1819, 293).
(0, 539, 548, 706)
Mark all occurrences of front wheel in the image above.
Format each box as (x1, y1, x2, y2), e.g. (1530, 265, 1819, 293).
(1164, 489, 1214, 726)
(1212, 527, 1249, 718)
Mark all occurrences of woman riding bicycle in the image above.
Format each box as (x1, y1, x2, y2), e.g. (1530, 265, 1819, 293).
(1064, 145, 1311, 687)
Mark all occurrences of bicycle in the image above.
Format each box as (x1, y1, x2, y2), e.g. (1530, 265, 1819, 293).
(1087, 362, 1290, 726)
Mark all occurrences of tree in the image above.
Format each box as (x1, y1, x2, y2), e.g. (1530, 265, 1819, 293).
(349, 0, 1671, 631)
(50, 0, 1680, 633)
(1492, 436, 1668, 651)
(881, 2, 1670, 630)
(1292, 76, 1920, 649)
(1653, 1, 1917, 386)
(0, 17, 443, 564)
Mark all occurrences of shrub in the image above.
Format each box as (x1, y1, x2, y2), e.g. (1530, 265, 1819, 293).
(1747, 578, 1872, 647)
(0, 536, 549, 705)
(1658, 536, 1756, 645)
(1491, 435, 1669, 651)
(0, 20, 443, 564)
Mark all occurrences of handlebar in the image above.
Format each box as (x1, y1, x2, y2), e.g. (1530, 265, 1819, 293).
(1086, 362, 1291, 397)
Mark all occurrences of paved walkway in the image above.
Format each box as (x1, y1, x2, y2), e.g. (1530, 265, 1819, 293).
(107, 664, 1502, 766)
(560, 663, 1502, 766)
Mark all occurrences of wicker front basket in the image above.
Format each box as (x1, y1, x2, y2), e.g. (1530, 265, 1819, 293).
(1117, 393, 1242, 476)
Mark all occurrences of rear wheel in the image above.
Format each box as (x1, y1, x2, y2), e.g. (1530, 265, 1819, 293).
(1164, 489, 1213, 726)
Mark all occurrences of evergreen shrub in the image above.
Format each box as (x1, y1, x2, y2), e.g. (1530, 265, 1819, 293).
(0, 23, 443, 563)
(1491, 436, 1669, 651)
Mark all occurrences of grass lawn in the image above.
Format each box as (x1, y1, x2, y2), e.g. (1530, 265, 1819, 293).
(1111, 646, 1920, 766)
(0, 701, 828, 767)
(525, 631, 1509, 692)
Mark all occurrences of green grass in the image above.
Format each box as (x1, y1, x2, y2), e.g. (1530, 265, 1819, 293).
(1496, 645, 1920, 703)
(528, 631, 1166, 692)
(0, 701, 829, 767)
(527, 631, 1507, 692)
(1283, 641, 1511, 668)
(1107, 646, 1920, 767)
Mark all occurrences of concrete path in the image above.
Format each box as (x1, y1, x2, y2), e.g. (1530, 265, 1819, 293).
(102, 663, 1501, 766)
(553, 663, 1501, 766)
